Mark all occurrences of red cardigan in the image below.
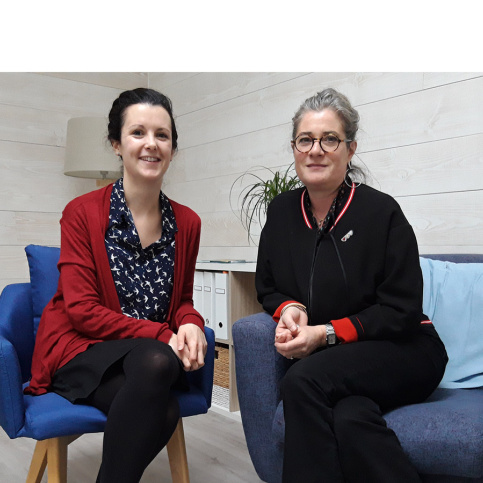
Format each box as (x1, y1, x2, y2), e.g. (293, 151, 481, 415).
(25, 185, 204, 395)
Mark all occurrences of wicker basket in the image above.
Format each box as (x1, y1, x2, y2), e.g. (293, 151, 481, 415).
(214, 343, 230, 389)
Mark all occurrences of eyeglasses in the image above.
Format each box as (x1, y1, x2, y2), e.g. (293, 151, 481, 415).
(292, 134, 352, 153)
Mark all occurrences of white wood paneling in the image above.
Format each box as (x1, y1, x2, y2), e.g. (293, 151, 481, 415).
(0, 141, 95, 212)
(357, 76, 483, 152)
(0, 211, 60, 246)
(364, 133, 483, 196)
(166, 122, 293, 185)
(149, 72, 201, 91)
(155, 72, 308, 115)
(423, 72, 482, 89)
(152, 72, 483, 258)
(199, 211, 248, 247)
(172, 72, 425, 150)
(39, 72, 148, 90)
(1, 72, 482, 294)
(0, 104, 70, 146)
(0, 73, 120, 115)
(0, 73, 125, 291)
(399, 191, 483, 248)
(0, 246, 31, 279)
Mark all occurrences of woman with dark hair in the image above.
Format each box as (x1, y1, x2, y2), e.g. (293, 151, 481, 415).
(25, 88, 207, 482)
(256, 88, 448, 482)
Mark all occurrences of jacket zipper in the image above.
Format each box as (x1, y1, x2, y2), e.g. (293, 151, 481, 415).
(307, 229, 324, 324)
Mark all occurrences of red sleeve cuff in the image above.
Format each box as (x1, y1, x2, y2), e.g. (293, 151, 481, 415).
(273, 300, 302, 323)
(331, 317, 359, 344)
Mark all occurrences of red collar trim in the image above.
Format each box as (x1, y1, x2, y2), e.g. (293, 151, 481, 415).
(301, 189, 312, 228)
(300, 184, 356, 230)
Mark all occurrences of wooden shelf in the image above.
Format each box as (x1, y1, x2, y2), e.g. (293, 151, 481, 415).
(195, 262, 262, 411)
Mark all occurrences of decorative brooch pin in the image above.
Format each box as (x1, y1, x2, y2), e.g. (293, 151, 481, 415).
(341, 230, 354, 242)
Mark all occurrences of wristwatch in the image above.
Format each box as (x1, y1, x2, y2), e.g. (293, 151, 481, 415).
(325, 323, 338, 346)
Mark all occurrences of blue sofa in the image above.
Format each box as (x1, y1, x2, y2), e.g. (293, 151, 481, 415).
(233, 255, 483, 482)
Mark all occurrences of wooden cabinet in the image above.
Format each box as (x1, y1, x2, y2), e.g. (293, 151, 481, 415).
(195, 262, 262, 411)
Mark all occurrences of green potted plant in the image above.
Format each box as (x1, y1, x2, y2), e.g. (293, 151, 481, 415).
(230, 163, 302, 244)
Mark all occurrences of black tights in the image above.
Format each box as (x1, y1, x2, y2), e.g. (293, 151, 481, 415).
(86, 339, 182, 483)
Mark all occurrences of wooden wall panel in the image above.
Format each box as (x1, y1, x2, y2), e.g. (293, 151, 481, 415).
(0, 73, 119, 115)
(357, 77, 483, 152)
(0, 141, 95, 212)
(0, 211, 60, 246)
(149, 72, 200, 91)
(0, 73, 125, 292)
(151, 72, 307, 115)
(1, 72, 482, 295)
(199, 211, 250, 248)
(39, 72, 148, 90)
(0, 246, 31, 279)
(0, 103, 71, 146)
(153, 72, 483, 259)
(399, 191, 483, 249)
(423, 72, 481, 89)
(167, 123, 293, 185)
(363, 133, 483, 196)
(172, 72, 425, 150)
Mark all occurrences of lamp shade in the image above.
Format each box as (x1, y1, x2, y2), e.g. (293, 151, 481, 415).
(64, 117, 121, 179)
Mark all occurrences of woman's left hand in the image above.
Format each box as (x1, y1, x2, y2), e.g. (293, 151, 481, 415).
(176, 323, 207, 371)
(275, 324, 326, 359)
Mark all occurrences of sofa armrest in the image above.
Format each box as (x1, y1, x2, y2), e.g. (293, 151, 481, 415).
(233, 312, 291, 482)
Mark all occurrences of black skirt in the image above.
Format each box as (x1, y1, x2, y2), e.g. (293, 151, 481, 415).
(51, 338, 188, 404)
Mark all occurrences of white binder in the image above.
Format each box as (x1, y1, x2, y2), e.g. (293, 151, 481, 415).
(214, 271, 229, 340)
(193, 270, 203, 315)
(202, 271, 215, 330)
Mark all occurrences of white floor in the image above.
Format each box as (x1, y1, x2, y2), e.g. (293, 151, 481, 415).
(0, 408, 263, 482)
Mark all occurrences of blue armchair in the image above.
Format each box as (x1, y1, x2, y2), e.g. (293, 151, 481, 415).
(233, 254, 483, 482)
(0, 244, 215, 483)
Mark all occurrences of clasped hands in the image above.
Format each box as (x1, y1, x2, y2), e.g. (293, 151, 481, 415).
(169, 323, 207, 372)
(275, 306, 326, 359)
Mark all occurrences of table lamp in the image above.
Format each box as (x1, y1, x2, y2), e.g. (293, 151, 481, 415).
(64, 117, 121, 187)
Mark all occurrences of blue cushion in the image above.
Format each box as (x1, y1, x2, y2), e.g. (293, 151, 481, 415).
(420, 258, 483, 388)
(272, 389, 483, 478)
(25, 245, 60, 337)
(20, 387, 210, 441)
(21, 389, 106, 440)
(385, 388, 483, 478)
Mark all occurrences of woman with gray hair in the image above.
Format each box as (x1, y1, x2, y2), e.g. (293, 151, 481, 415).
(255, 88, 448, 482)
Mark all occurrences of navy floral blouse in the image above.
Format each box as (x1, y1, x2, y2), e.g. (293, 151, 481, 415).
(105, 179, 177, 323)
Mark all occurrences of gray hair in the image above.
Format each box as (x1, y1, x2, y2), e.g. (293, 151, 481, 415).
(292, 88, 368, 184)
(291, 88, 360, 144)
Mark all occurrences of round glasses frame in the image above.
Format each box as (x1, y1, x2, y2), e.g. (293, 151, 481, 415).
(292, 134, 353, 154)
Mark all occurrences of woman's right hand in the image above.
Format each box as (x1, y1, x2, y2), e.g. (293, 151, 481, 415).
(275, 306, 308, 343)
(168, 333, 191, 369)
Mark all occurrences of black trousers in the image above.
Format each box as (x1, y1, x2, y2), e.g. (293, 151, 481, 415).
(281, 330, 447, 483)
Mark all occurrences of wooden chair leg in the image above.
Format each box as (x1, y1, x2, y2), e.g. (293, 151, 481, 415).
(167, 419, 190, 483)
(26, 435, 80, 483)
(26, 440, 48, 483)
(46, 436, 69, 483)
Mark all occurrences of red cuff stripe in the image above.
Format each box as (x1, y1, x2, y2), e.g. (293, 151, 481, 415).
(331, 317, 359, 343)
(273, 300, 302, 322)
